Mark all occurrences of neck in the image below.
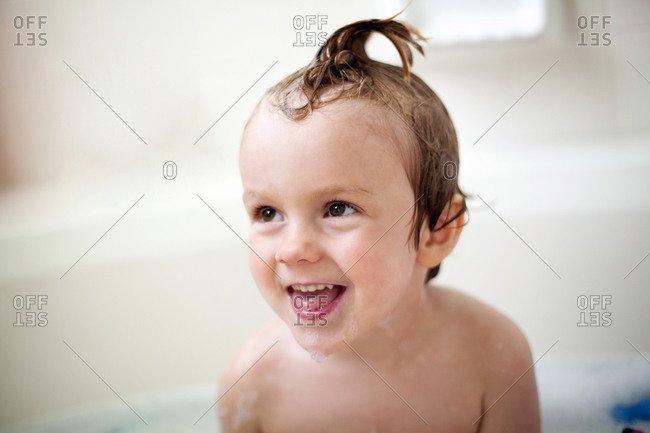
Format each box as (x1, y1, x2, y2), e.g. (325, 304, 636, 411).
(335, 284, 431, 365)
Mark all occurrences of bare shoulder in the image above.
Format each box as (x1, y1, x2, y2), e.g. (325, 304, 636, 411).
(430, 287, 531, 355)
(429, 287, 540, 432)
(218, 319, 284, 433)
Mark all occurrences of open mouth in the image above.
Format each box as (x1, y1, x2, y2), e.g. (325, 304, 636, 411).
(287, 284, 346, 318)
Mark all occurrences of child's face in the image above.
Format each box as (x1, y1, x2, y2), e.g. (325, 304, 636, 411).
(240, 101, 428, 357)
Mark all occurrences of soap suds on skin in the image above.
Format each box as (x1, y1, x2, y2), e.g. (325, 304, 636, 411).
(310, 351, 327, 363)
(265, 361, 291, 390)
(303, 327, 320, 347)
(301, 328, 330, 363)
(231, 391, 258, 431)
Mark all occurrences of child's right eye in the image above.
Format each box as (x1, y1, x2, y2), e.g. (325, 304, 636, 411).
(257, 207, 282, 222)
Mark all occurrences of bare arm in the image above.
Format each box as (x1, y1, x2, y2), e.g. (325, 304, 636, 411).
(476, 316, 541, 433)
(217, 345, 263, 433)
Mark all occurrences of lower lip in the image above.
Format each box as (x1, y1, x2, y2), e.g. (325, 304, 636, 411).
(288, 286, 347, 321)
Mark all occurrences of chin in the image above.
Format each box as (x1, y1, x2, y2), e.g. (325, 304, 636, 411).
(288, 319, 353, 360)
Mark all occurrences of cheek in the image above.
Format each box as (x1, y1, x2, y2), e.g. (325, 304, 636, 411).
(338, 222, 415, 272)
(337, 226, 416, 300)
(247, 236, 277, 289)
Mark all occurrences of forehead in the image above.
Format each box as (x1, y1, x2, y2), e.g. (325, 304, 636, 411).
(241, 100, 407, 164)
(239, 100, 413, 197)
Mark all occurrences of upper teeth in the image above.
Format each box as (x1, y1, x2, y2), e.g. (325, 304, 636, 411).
(292, 284, 334, 292)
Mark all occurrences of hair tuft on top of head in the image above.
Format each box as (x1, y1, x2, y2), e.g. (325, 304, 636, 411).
(309, 18, 426, 91)
(267, 19, 427, 120)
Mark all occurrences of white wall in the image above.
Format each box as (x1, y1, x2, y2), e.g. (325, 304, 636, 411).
(1, 0, 649, 427)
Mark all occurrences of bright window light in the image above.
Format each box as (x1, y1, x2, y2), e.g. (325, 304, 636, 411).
(395, 0, 547, 44)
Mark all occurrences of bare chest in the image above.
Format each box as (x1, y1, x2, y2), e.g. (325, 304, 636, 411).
(259, 357, 483, 433)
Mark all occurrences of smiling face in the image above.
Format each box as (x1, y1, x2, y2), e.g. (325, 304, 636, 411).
(240, 100, 430, 357)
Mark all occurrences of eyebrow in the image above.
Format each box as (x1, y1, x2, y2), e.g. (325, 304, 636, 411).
(244, 185, 373, 201)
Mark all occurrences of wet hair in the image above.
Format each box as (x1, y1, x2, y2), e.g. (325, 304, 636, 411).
(252, 18, 466, 282)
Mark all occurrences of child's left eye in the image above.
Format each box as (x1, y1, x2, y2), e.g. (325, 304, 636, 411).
(326, 202, 356, 217)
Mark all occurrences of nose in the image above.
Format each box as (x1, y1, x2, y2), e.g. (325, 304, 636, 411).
(275, 223, 322, 265)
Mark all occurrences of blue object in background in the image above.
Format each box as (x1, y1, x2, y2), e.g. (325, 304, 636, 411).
(613, 397, 650, 423)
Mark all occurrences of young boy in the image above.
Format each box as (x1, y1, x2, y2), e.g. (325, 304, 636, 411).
(219, 18, 540, 432)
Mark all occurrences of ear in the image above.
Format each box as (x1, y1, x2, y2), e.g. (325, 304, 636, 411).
(416, 194, 466, 268)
